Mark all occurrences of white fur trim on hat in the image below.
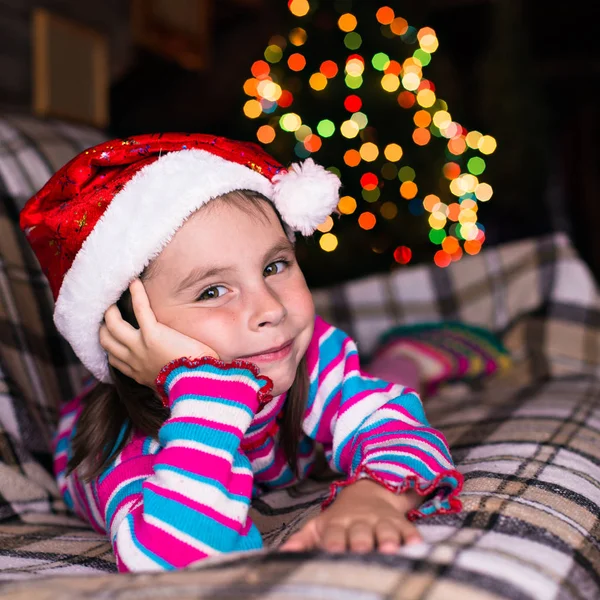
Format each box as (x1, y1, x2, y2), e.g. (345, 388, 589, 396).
(53, 149, 340, 383)
(272, 158, 341, 236)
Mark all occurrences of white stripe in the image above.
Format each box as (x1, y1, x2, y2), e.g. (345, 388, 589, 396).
(115, 513, 165, 572)
(153, 470, 250, 524)
(304, 356, 346, 434)
(171, 399, 252, 429)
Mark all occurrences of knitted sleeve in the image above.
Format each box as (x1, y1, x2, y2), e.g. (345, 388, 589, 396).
(304, 317, 463, 519)
(94, 356, 272, 572)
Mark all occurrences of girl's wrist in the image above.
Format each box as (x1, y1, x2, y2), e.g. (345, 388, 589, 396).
(155, 355, 273, 409)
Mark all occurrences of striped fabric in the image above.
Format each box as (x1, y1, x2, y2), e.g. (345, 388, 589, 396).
(54, 317, 462, 572)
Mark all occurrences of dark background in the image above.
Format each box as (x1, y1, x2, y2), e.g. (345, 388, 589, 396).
(0, 0, 598, 287)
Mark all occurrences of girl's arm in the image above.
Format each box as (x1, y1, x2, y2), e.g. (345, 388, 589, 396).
(306, 317, 463, 518)
(93, 356, 271, 572)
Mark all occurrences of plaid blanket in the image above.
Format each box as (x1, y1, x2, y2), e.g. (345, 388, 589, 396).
(1, 116, 600, 599)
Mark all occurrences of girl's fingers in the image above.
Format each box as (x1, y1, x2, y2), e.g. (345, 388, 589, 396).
(106, 352, 133, 378)
(103, 304, 138, 347)
(375, 520, 401, 554)
(321, 523, 347, 553)
(280, 520, 318, 552)
(348, 521, 374, 553)
(98, 324, 130, 361)
(129, 279, 157, 331)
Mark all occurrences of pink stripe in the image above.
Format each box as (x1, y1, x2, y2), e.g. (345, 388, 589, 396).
(129, 504, 208, 569)
(170, 378, 258, 407)
(157, 447, 253, 495)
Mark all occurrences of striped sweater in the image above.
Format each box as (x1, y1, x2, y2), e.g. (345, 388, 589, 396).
(53, 316, 463, 572)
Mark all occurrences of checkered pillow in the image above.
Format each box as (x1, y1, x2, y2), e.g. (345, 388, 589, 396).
(0, 115, 106, 521)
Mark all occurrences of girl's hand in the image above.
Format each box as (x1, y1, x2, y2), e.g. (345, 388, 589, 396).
(280, 479, 423, 554)
(99, 278, 219, 389)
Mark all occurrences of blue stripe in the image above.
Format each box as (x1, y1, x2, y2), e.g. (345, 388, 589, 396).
(144, 488, 263, 553)
(159, 421, 241, 453)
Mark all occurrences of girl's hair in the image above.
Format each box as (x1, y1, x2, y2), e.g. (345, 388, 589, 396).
(67, 190, 310, 481)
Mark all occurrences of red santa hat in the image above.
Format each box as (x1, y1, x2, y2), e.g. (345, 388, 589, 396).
(19, 133, 341, 383)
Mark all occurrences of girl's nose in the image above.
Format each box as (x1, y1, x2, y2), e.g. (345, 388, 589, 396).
(249, 284, 287, 330)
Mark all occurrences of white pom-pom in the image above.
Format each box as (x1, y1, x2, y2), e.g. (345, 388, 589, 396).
(272, 158, 341, 235)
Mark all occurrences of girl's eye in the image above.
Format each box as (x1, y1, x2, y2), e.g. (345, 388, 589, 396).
(264, 260, 289, 277)
(197, 285, 228, 301)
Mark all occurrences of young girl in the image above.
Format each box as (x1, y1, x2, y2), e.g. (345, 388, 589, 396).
(20, 133, 462, 573)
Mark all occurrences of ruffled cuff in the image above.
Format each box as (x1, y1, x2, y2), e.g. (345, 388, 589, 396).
(322, 463, 463, 520)
(155, 355, 274, 410)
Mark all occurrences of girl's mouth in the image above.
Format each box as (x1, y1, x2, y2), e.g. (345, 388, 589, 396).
(240, 340, 294, 363)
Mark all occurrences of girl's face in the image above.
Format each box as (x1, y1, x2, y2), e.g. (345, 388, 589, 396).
(142, 197, 315, 397)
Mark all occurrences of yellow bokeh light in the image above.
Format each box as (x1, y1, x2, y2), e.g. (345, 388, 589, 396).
(289, 0, 310, 17)
(338, 13, 357, 32)
(257, 80, 282, 102)
(460, 174, 479, 193)
(475, 183, 494, 201)
(320, 232, 338, 252)
(346, 58, 364, 77)
(461, 199, 478, 211)
(360, 142, 379, 162)
(449, 178, 462, 197)
(459, 209, 477, 224)
(256, 125, 275, 144)
(341, 119, 360, 138)
(243, 99, 262, 119)
(423, 194, 440, 212)
(338, 195, 357, 214)
(419, 33, 439, 53)
(429, 213, 446, 229)
(460, 222, 478, 241)
(478, 135, 497, 155)
(384, 143, 403, 162)
(402, 72, 421, 91)
(289, 27, 307, 46)
(309, 72, 328, 91)
(381, 73, 400, 92)
(416, 89, 436, 108)
(280, 112, 302, 131)
(432, 110, 452, 129)
(466, 131, 482, 149)
(400, 181, 418, 199)
(317, 215, 334, 233)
